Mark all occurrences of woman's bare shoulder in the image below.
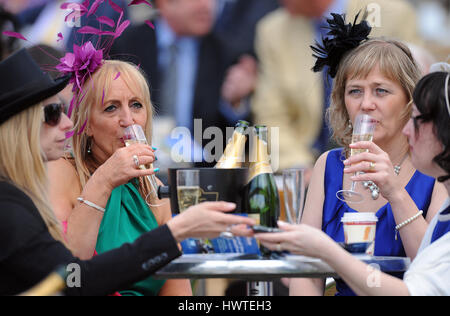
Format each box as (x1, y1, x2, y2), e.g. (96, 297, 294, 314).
(314, 150, 332, 169)
(301, 150, 333, 227)
(47, 158, 81, 221)
(47, 158, 80, 186)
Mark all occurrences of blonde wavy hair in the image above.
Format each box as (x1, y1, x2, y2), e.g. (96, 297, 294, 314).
(69, 60, 155, 201)
(327, 38, 421, 156)
(0, 104, 66, 244)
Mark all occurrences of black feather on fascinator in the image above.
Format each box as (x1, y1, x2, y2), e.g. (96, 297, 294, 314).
(311, 12, 372, 78)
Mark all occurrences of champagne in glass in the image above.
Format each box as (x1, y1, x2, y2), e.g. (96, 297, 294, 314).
(350, 133, 374, 156)
(177, 185, 201, 213)
(177, 169, 212, 253)
(336, 114, 376, 204)
(123, 124, 160, 206)
(176, 169, 201, 213)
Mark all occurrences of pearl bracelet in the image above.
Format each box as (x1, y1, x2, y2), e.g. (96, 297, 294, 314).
(77, 197, 106, 213)
(395, 210, 423, 240)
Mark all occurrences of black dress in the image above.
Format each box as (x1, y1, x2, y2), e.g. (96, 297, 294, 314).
(0, 181, 181, 296)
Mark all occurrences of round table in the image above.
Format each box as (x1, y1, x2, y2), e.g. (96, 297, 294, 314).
(154, 253, 411, 295)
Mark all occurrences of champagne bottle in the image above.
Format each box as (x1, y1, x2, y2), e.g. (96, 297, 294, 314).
(246, 125, 280, 256)
(215, 120, 249, 168)
(204, 121, 249, 253)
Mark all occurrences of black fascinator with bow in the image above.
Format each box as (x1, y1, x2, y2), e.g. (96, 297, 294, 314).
(311, 13, 372, 78)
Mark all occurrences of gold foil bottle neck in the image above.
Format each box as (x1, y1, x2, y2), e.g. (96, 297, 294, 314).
(248, 126, 273, 182)
(215, 120, 249, 169)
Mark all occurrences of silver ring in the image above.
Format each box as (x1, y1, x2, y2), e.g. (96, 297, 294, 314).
(276, 243, 282, 252)
(132, 155, 140, 168)
(219, 225, 234, 238)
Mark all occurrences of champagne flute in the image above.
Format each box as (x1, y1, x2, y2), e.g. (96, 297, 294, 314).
(176, 169, 201, 213)
(283, 168, 305, 224)
(123, 124, 161, 207)
(176, 169, 213, 253)
(336, 113, 376, 204)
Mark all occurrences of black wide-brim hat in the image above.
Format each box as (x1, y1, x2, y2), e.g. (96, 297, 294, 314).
(0, 49, 70, 125)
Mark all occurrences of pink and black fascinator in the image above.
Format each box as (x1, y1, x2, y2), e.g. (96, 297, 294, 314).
(311, 13, 372, 78)
(56, 0, 154, 121)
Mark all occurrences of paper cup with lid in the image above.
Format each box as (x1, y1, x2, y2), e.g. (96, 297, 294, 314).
(341, 212, 378, 255)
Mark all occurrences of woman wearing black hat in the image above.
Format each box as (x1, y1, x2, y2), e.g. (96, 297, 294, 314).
(0, 49, 254, 296)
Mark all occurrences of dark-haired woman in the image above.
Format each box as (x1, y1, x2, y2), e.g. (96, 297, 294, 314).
(256, 69, 450, 296)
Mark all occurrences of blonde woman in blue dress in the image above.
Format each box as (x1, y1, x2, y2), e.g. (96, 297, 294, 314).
(273, 14, 447, 295)
(256, 67, 450, 295)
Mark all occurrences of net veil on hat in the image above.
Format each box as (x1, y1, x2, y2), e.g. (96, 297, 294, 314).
(0, 49, 70, 125)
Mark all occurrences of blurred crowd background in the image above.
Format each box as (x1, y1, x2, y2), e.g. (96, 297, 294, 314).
(0, 0, 449, 180)
(1, 1, 448, 51)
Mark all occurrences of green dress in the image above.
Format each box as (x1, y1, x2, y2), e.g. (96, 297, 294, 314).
(96, 179, 166, 296)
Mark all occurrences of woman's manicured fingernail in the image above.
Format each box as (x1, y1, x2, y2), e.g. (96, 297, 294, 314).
(153, 168, 160, 173)
(152, 146, 157, 150)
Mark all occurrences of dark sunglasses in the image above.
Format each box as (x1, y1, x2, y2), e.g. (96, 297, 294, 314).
(44, 103, 64, 126)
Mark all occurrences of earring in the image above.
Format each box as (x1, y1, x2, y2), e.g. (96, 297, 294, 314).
(86, 137, 92, 154)
(348, 120, 353, 130)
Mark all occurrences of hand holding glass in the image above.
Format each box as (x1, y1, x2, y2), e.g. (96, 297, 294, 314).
(283, 168, 305, 224)
(336, 113, 376, 203)
(123, 124, 160, 206)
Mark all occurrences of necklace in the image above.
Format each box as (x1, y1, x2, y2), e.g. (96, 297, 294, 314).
(363, 154, 408, 200)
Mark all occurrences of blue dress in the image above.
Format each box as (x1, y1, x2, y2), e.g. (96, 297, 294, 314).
(323, 149, 436, 296)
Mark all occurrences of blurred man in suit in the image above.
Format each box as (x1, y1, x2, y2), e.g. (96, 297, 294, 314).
(214, 0, 279, 123)
(251, 0, 330, 173)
